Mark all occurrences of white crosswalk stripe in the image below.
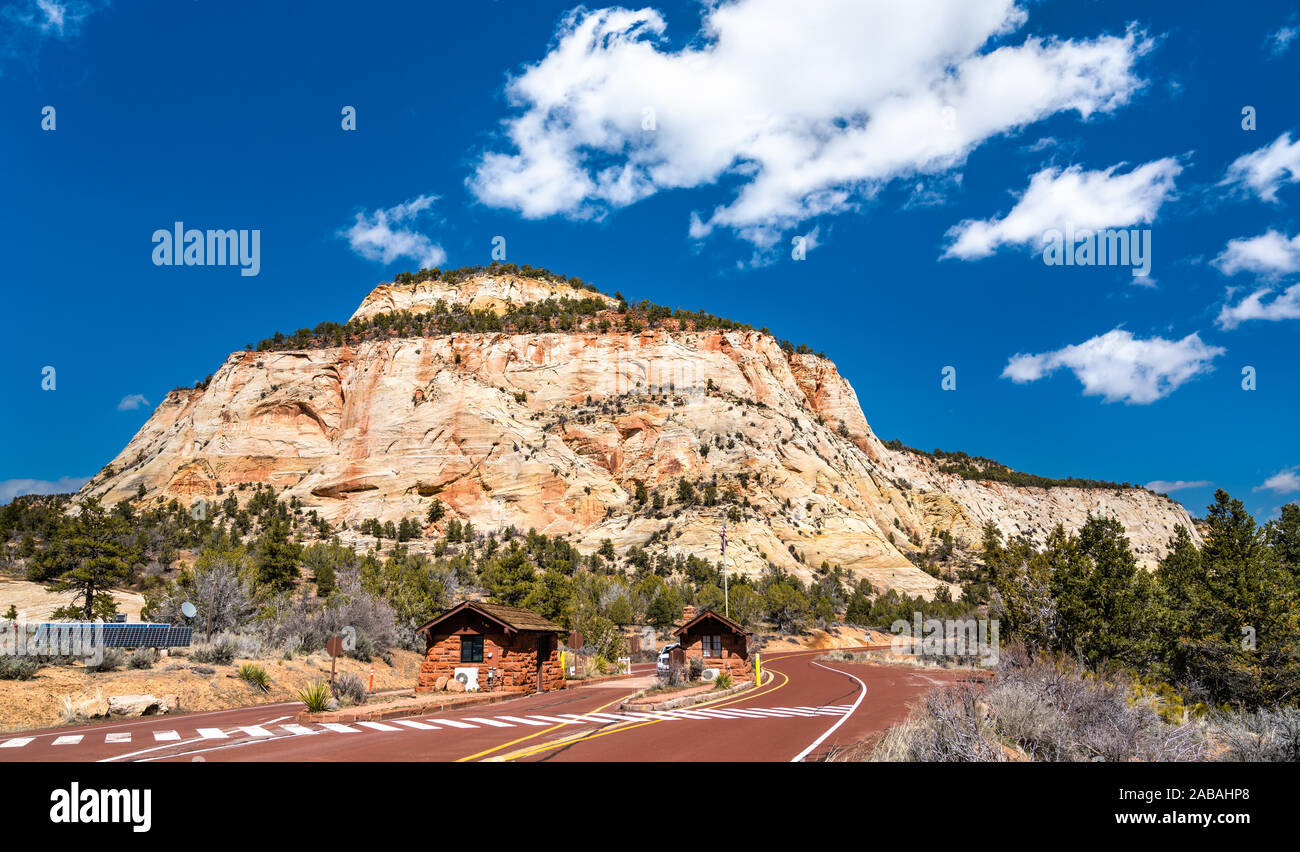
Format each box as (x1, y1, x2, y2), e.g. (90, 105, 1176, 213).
(0, 703, 853, 753)
(496, 716, 549, 726)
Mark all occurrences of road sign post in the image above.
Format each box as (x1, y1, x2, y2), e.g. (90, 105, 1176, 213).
(326, 636, 344, 685)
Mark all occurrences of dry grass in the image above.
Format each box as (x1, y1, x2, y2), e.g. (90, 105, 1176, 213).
(0, 649, 423, 732)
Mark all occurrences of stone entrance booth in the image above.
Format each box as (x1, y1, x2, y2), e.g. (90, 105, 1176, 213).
(414, 601, 564, 695)
(675, 606, 752, 680)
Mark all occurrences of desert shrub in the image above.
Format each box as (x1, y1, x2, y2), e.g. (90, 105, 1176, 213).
(238, 663, 270, 692)
(344, 631, 375, 662)
(0, 657, 39, 680)
(847, 645, 1209, 762)
(298, 680, 332, 712)
(331, 673, 367, 707)
(262, 580, 398, 656)
(190, 634, 238, 665)
(87, 648, 125, 672)
(144, 555, 255, 632)
(1211, 707, 1300, 762)
(714, 672, 733, 690)
(128, 648, 157, 670)
(688, 656, 704, 681)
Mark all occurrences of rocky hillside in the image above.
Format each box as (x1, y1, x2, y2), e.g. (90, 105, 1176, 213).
(80, 271, 1199, 598)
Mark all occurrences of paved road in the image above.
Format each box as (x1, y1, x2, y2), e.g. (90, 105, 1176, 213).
(0, 649, 972, 762)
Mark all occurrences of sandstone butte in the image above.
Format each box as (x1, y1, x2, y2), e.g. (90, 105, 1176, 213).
(79, 272, 1201, 599)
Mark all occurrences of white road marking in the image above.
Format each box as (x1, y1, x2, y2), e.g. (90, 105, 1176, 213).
(392, 720, 437, 730)
(52, 735, 83, 745)
(435, 719, 479, 729)
(496, 716, 548, 726)
(357, 721, 402, 732)
(280, 724, 317, 736)
(461, 717, 513, 727)
(105, 732, 132, 743)
(791, 660, 867, 763)
(1, 738, 33, 748)
(319, 723, 359, 733)
(526, 715, 582, 725)
(153, 730, 181, 742)
(196, 728, 228, 739)
(238, 725, 274, 738)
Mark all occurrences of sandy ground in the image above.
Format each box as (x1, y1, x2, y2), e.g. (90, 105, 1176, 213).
(0, 578, 145, 621)
(0, 649, 424, 733)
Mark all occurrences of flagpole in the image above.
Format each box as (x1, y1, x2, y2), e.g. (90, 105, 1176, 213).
(722, 516, 729, 618)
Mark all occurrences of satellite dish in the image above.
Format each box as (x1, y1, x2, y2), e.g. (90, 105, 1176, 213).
(180, 602, 197, 619)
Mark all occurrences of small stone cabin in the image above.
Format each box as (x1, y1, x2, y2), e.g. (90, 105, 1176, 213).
(414, 601, 565, 695)
(674, 606, 752, 680)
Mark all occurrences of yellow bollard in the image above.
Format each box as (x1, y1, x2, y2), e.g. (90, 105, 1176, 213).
(755, 653, 762, 686)
(560, 650, 566, 679)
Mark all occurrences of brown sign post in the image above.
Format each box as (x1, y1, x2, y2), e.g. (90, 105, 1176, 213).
(326, 636, 344, 685)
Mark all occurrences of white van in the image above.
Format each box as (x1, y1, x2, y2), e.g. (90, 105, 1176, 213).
(656, 643, 680, 676)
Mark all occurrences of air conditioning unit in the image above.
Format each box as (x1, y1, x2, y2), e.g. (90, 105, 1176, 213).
(454, 667, 480, 691)
(702, 668, 720, 682)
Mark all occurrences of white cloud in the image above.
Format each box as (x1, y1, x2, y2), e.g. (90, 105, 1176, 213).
(117, 393, 150, 411)
(341, 195, 446, 268)
(1256, 468, 1300, 494)
(1270, 25, 1298, 56)
(1217, 282, 1300, 329)
(1144, 479, 1211, 493)
(0, 475, 91, 504)
(1002, 328, 1224, 404)
(2, 1, 97, 67)
(468, 0, 1151, 249)
(1213, 229, 1300, 278)
(1220, 132, 1300, 202)
(1212, 229, 1300, 329)
(943, 158, 1180, 258)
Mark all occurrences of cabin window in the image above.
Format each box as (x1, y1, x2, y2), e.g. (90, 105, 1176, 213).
(460, 634, 484, 663)
(703, 635, 722, 658)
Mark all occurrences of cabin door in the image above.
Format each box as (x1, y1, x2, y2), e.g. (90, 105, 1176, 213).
(536, 636, 546, 692)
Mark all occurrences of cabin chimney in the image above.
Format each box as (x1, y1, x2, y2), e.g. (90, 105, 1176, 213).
(681, 605, 697, 623)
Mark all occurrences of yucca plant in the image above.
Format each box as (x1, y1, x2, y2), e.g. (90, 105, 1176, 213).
(238, 663, 271, 692)
(713, 672, 733, 690)
(298, 680, 331, 712)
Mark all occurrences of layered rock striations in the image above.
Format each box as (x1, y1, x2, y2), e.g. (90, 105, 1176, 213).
(81, 273, 1199, 597)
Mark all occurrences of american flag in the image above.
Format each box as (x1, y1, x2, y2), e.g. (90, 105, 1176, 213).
(720, 517, 727, 555)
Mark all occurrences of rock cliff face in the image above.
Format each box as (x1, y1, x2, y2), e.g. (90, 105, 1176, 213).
(80, 273, 1199, 597)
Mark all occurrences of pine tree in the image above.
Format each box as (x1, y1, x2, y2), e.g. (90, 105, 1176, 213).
(42, 499, 133, 621)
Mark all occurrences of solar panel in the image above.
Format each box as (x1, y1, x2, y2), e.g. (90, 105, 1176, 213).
(31, 623, 193, 648)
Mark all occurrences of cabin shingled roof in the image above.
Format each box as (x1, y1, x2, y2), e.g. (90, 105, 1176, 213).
(415, 600, 565, 636)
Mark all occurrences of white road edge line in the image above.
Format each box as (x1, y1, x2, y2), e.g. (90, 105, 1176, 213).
(790, 659, 866, 763)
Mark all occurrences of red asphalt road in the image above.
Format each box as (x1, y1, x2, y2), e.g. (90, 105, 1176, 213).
(0, 651, 972, 762)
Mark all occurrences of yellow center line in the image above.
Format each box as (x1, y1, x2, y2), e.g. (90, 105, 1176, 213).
(474, 648, 833, 763)
(485, 667, 791, 762)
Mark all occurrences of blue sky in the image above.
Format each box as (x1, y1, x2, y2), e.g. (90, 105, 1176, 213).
(2, 0, 1298, 521)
